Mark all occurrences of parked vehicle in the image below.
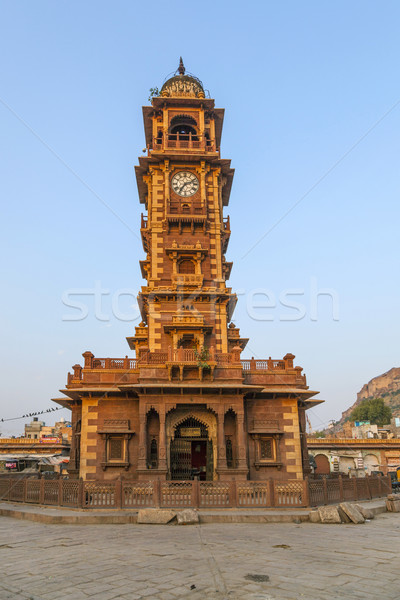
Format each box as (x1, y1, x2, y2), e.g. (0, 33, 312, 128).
(390, 467, 400, 492)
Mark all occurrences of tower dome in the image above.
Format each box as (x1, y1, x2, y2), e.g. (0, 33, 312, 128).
(160, 58, 205, 99)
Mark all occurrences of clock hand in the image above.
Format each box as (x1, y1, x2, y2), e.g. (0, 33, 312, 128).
(180, 181, 195, 193)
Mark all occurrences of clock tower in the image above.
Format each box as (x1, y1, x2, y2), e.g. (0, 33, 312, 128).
(59, 60, 321, 484)
(128, 58, 242, 363)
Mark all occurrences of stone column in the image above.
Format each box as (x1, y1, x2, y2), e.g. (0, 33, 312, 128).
(237, 411, 247, 470)
(137, 408, 147, 471)
(217, 407, 226, 470)
(158, 408, 167, 471)
(298, 403, 311, 475)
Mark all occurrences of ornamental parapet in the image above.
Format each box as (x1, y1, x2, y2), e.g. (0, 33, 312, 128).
(66, 350, 306, 388)
(307, 437, 400, 447)
(241, 354, 307, 388)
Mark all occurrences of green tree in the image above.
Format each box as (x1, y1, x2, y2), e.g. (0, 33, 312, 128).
(314, 430, 326, 438)
(351, 398, 392, 427)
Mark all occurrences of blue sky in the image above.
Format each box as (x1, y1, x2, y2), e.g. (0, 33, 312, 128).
(1, 1, 399, 435)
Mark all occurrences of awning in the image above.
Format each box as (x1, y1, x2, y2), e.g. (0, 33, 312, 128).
(0, 454, 69, 464)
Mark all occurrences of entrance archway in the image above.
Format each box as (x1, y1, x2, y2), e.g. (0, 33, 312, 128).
(167, 410, 217, 480)
(314, 453, 330, 475)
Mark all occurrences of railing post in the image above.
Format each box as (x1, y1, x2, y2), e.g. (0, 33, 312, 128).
(303, 476, 310, 507)
(115, 478, 123, 509)
(269, 479, 275, 507)
(192, 480, 199, 508)
(353, 476, 358, 501)
(23, 479, 27, 503)
(39, 478, 45, 505)
(7, 479, 12, 502)
(378, 475, 382, 497)
(230, 481, 237, 508)
(365, 475, 372, 500)
(194, 479, 201, 508)
(82, 351, 94, 368)
(323, 477, 328, 504)
(58, 479, 63, 506)
(153, 479, 161, 508)
(339, 475, 344, 502)
(78, 479, 84, 509)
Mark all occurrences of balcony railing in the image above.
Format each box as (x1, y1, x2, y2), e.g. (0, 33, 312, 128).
(152, 134, 217, 153)
(168, 202, 205, 215)
(241, 359, 286, 371)
(91, 358, 138, 369)
(68, 351, 298, 383)
(172, 315, 204, 326)
(171, 273, 204, 287)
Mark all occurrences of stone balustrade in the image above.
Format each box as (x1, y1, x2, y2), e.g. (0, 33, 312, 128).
(66, 349, 306, 387)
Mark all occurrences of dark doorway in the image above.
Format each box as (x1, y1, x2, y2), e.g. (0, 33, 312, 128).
(170, 417, 213, 480)
(191, 440, 207, 479)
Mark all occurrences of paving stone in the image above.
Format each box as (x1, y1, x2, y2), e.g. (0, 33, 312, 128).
(176, 508, 199, 525)
(1, 511, 400, 599)
(385, 495, 400, 512)
(137, 509, 176, 524)
(339, 503, 365, 524)
(318, 505, 342, 523)
(355, 504, 375, 519)
(337, 505, 352, 523)
(308, 509, 320, 523)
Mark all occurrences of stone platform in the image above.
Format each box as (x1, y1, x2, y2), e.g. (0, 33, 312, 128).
(0, 499, 387, 525)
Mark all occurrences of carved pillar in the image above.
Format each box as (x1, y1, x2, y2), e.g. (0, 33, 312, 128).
(217, 406, 226, 470)
(236, 411, 247, 470)
(158, 407, 167, 471)
(298, 402, 311, 475)
(137, 408, 147, 471)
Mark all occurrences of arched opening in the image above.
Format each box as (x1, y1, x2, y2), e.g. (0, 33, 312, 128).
(169, 115, 198, 141)
(170, 416, 213, 480)
(364, 453, 380, 475)
(224, 409, 237, 468)
(179, 259, 195, 274)
(314, 453, 330, 475)
(150, 439, 158, 469)
(178, 335, 196, 349)
(146, 409, 159, 469)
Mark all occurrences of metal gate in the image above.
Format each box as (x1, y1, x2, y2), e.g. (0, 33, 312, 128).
(170, 439, 192, 480)
(170, 417, 214, 480)
(206, 439, 213, 481)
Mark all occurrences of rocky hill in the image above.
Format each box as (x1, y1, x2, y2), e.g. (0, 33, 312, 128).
(335, 367, 400, 429)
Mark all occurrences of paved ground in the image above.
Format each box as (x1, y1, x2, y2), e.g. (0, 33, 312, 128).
(1, 512, 399, 600)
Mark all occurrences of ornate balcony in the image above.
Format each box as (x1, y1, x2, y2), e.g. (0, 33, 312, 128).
(151, 134, 217, 153)
(66, 350, 307, 389)
(171, 273, 204, 287)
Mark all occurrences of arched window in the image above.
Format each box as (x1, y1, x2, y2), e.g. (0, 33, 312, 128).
(150, 438, 158, 468)
(226, 438, 233, 468)
(179, 259, 195, 274)
(169, 116, 198, 141)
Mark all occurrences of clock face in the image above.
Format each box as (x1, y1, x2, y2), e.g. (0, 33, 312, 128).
(171, 171, 199, 197)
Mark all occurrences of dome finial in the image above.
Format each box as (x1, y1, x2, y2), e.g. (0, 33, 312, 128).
(178, 57, 185, 75)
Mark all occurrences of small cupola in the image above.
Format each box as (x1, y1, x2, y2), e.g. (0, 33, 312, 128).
(160, 58, 205, 99)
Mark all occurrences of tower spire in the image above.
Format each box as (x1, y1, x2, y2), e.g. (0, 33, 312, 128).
(178, 57, 185, 75)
